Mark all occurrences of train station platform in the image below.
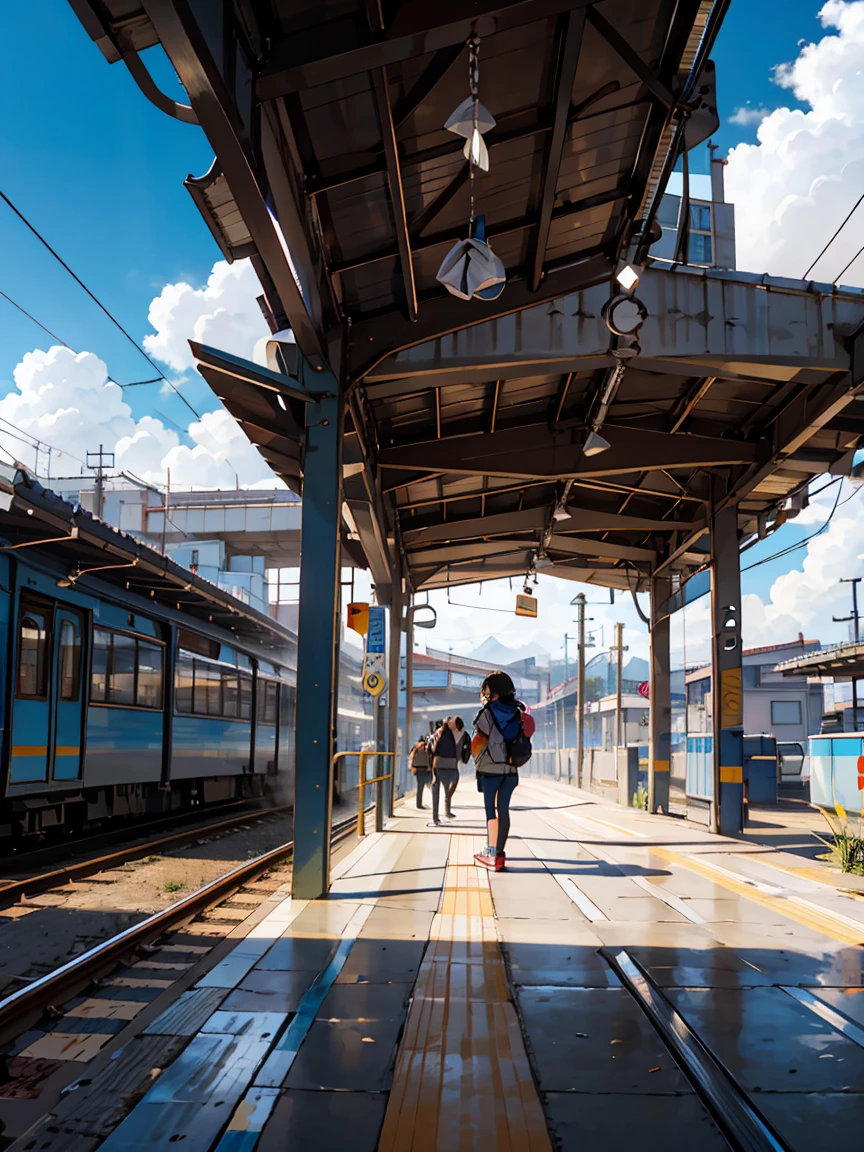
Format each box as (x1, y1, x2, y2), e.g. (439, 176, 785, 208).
(16, 777, 864, 1152)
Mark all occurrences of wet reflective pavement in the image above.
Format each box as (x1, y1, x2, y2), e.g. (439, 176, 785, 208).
(9, 777, 864, 1151)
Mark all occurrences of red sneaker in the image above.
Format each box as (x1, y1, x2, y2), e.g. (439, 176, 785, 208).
(494, 854, 506, 872)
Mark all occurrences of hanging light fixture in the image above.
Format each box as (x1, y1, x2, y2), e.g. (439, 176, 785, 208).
(436, 38, 505, 302)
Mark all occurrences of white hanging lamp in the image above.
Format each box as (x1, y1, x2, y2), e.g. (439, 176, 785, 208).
(436, 39, 504, 301)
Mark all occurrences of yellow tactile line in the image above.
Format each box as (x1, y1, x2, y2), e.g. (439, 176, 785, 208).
(651, 845, 864, 947)
(378, 834, 552, 1152)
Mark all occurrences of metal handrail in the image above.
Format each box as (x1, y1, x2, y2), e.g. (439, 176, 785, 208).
(332, 750, 395, 836)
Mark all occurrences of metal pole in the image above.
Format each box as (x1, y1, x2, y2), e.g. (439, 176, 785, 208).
(405, 598, 415, 766)
(292, 364, 342, 900)
(614, 622, 625, 749)
(386, 585, 402, 814)
(648, 573, 672, 814)
(576, 593, 586, 788)
(710, 501, 744, 837)
(833, 577, 862, 731)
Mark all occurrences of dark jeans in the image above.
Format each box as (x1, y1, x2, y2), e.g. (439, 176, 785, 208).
(415, 770, 432, 807)
(481, 773, 519, 853)
(432, 767, 459, 820)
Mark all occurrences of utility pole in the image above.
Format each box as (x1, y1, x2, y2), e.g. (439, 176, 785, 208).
(86, 444, 114, 521)
(610, 623, 628, 751)
(834, 577, 862, 730)
(563, 633, 576, 683)
(574, 595, 586, 788)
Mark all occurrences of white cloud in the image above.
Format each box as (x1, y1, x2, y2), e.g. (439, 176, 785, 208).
(143, 259, 270, 372)
(0, 258, 282, 492)
(729, 105, 773, 126)
(726, 1, 864, 282)
(742, 480, 864, 647)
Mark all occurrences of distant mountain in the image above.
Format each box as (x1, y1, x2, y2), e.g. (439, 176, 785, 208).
(471, 635, 552, 666)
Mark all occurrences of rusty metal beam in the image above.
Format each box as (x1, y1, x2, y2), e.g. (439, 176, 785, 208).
(372, 65, 417, 321)
(257, 0, 595, 100)
(669, 376, 716, 433)
(531, 10, 586, 291)
(331, 180, 628, 275)
(377, 421, 758, 480)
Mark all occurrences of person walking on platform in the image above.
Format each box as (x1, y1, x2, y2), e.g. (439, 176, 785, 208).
(472, 671, 534, 872)
(429, 716, 460, 825)
(409, 733, 432, 809)
(453, 716, 472, 771)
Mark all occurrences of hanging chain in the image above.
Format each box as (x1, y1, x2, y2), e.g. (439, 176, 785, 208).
(468, 37, 480, 230)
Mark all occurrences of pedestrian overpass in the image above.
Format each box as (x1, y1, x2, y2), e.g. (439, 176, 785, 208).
(72, 0, 864, 896)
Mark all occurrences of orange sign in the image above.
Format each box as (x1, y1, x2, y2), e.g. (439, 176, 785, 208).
(347, 602, 369, 635)
(857, 754, 864, 791)
(515, 593, 537, 618)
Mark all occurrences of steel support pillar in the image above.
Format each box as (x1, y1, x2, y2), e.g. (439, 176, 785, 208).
(387, 583, 403, 813)
(648, 573, 671, 814)
(710, 503, 744, 837)
(292, 366, 342, 899)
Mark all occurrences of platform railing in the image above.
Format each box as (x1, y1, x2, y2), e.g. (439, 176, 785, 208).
(332, 750, 395, 837)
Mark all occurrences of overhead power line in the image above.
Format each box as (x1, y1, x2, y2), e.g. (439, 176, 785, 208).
(0, 186, 202, 422)
(803, 190, 864, 279)
(0, 288, 72, 348)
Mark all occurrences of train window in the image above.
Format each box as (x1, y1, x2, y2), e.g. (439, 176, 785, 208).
(137, 642, 163, 708)
(110, 633, 136, 705)
(91, 628, 110, 702)
(59, 619, 81, 701)
(177, 631, 220, 659)
(222, 670, 239, 718)
(175, 651, 194, 713)
(258, 680, 278, 724)
(240, 673, 253, 719)
(18, 609, 48, 698)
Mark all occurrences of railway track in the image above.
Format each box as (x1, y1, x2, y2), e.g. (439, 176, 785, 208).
(0, 802, 295, 909)
(0, 815, 356, 1046)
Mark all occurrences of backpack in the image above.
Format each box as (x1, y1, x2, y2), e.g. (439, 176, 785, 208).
(487, 704, 532, 768)
(459, 733, 471, 764)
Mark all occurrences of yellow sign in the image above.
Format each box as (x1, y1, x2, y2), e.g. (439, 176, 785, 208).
(347, 602, 369, 635)
(363, 670, 386, 696)
(720, 667, 743, 728)
(515, 593, 537, 618)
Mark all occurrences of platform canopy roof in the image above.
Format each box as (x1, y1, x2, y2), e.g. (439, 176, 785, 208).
(70, 0, 864, 595)
(776, 641, 864, 682)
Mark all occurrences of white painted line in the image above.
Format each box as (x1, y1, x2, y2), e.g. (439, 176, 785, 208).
(553, 873, 608, 921)
(629, 875, 708, 925)
(782, 986, 864, 1049)
(789, 895, 864, 935)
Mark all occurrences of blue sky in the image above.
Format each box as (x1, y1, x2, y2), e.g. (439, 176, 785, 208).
(0, 2, 219, 428)
(0, 1, 853, 634)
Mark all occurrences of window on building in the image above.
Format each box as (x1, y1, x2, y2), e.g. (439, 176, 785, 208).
(59, 618, 82, 701)
(689, 232, 713, 265)
(690, 203, 712, 232)
(771, 699, 802, 725)
(90, 629, 164, 708)
(17, 607, 49, 698)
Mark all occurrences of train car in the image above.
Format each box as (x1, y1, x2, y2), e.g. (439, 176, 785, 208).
(0, 470, 372, 846)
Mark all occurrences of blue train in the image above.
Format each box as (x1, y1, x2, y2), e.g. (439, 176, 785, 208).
(0, 471, 373, 846)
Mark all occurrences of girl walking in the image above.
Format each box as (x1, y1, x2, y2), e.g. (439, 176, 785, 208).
(472, 670, 533, 872)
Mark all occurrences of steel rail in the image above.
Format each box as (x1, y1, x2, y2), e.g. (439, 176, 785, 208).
(604, 948, 792, 1152)
(0, 803, 295, 908)
(0, 816, 356, 1039)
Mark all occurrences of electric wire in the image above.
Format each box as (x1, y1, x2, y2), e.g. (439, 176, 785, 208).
(833, 238, 864, 285)
(0, 186, 202, 421)
(741, 478, 848, 573)
(0, 288, 71, 349)
(803, 190, 864, 279)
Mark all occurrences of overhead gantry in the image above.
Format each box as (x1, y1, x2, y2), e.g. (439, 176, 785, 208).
(70, 0, 864, 893)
